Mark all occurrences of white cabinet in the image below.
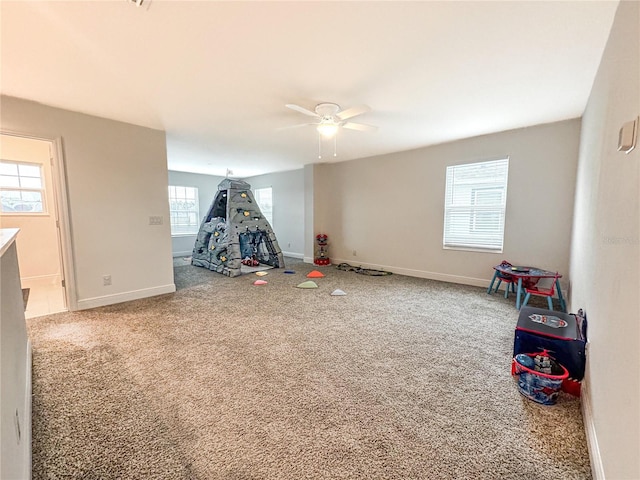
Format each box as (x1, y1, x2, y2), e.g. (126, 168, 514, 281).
(1, 228, 31, 479)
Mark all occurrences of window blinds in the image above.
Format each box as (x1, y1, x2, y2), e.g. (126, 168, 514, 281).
(168, 185, 200, 235)
(443, 158, 509, 252)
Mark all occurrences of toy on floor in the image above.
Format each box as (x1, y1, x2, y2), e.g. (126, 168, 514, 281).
(331, 289, 346, 296)
(297, 281, 318, 289)
(191, 178, 285, 277)
(336, 262, 392, 276)
(513, 307, 587, 396)
(314, 234, 331, 266)
(242, 257, 260, 267)
(307, 270, 325, 278)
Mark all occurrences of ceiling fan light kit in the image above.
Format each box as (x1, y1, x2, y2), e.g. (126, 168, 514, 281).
(317, 122, 339, 138)
(284, 102, 377, 159)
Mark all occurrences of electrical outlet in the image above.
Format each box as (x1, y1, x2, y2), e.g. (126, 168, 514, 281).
(103, 275, 112, 286)
(352, 250, 357, 256)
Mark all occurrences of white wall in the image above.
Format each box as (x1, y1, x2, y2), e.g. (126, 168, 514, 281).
(304, 164, 315, 262)
(569, 1, 639, 478)
(0, 96, 175, 309)
(167, 170, 224, 257)
(0, 135, 61, 284)
(245, 168, 305, 258)
(315, 119, 580, 286)
(168, 169, 306, 259)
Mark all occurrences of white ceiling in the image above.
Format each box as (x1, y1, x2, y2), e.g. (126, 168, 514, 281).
(1, 1, 618, 177)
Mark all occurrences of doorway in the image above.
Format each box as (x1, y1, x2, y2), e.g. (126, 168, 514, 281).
(0, 134, 68, 318)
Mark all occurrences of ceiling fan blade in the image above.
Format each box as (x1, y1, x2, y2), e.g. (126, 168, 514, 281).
(342, 122, 378, 132)
(285, 104, 319, 117)
(336, 105, 371, 121)
(277, 123, 316, 131)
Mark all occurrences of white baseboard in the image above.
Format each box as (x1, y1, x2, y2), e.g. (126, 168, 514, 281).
(24, 339, 32, 480)
(282, 251, 304, 259)
(76, 284, 176, 310)
(20, 274, 61, 288)
(330, 257, 490, 288)
(303, 256, 314, 264)
(172, 251, 192, 258)
(581, 373, 604, 480)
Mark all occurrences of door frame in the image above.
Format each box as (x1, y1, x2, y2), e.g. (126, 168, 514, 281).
(0, 130, 77, 311)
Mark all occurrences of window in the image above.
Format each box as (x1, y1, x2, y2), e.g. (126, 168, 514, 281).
(0, 160, 45, 213)
(253, 187, 273, 225)
(168, 185, 200, 235)
(443, 158, 509, 252)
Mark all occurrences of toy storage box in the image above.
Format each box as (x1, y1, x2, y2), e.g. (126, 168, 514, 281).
(513, 307, 587, 394)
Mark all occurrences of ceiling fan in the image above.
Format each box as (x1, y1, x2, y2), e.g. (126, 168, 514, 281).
(283, 102, 377, 138)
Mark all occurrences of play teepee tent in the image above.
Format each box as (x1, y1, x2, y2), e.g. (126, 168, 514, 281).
(191, 178, 285, 277)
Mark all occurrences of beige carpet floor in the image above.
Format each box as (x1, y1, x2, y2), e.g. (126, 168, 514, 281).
(27, 258, 591, 479)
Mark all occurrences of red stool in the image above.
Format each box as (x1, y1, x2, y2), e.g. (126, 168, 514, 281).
(494, 272, 517, 298)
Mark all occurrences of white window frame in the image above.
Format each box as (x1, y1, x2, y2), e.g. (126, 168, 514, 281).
(443, 158, 509, 253)
(0, 160, 47, 214)
(168, 185, 200, 236)
(253, 187, 273, 226)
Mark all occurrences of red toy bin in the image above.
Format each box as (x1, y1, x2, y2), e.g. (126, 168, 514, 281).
(512, 352, 569, 405)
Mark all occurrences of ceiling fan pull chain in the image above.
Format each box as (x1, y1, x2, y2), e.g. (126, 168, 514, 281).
(318, 132, 322, 159)
(334, 134, 337, 157)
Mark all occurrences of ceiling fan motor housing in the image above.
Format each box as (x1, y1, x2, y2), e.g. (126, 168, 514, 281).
(315, 103, 341, 119)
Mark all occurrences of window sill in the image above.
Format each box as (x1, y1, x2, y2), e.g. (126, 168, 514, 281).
(0, 212, 50, 217)
(443, 245, 503, 254)
(171, 233, 198, 238)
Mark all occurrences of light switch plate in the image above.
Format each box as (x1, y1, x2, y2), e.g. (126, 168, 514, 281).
(618, 117, 638, 154)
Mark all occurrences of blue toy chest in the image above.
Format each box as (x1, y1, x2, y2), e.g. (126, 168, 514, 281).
(513, 307, 587, 381)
